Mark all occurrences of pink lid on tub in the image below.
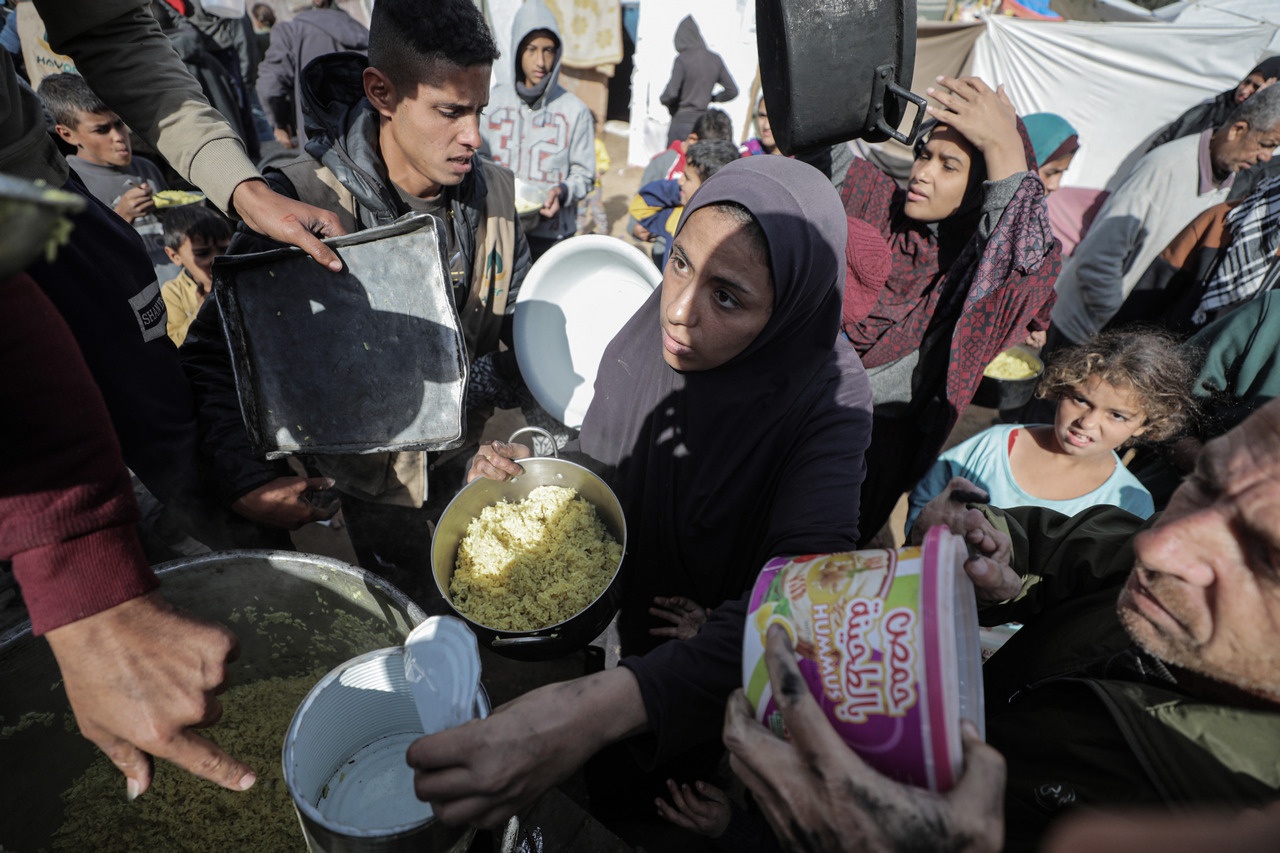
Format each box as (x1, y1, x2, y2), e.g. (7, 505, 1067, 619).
(741, 526, 984, 791)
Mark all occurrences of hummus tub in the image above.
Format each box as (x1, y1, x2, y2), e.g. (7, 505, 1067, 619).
(743, 527, 984, 792)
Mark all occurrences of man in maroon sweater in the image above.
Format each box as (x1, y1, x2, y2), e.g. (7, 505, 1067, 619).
(1, 273, 254, 799)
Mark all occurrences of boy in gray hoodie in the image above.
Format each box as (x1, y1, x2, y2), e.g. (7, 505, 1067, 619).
(481, 0, 595, 259)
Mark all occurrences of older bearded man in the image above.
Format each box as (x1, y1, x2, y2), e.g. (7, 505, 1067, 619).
(725, 395, 1280, 852)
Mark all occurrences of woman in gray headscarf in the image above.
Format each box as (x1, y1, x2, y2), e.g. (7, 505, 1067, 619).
(409, 155, 873, 839)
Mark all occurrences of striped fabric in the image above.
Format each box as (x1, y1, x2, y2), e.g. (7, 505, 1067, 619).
(1194, 174, 1280, 324)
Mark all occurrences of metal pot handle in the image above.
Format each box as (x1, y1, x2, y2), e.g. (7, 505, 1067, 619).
(507, 426, 558, 458)
(491, 633, 560, 647)
(870, 64, 928, 146)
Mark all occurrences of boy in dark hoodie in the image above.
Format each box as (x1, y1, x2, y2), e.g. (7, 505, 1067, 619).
(481, 0, 595, 259)
(255, 0, 369, 148)
(659, 15, 738, 145)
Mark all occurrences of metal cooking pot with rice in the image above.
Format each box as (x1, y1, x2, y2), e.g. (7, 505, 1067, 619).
(0, 551, 450, 852)
(431, 429, 627, 661)
(972, 345, 1045, 410)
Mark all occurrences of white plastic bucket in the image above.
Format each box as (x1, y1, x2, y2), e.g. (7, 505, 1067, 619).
(742, 526, 984, 791)
(283, 647, 488, 852)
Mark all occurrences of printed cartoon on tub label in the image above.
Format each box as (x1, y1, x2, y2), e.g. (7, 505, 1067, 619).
(743, 548, 932, 786)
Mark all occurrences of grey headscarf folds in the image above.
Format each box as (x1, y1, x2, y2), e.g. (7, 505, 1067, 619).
(580, 156, 873, 655)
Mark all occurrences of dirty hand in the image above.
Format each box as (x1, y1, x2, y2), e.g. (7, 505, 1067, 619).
(466, 440, 530, 483)
(44, 591, 255, 799)
(649, 595, 711, 640)
(1023, 329, 1047, 349)
(912, 477, 1020, 603)
(231, 475, 338, 529)
(655, 778, 731, 838)
(408, 668, 648, 828)
(114, 184, 155, 223)
(926, 76, 1026, 180)
(229, 178, 346, 271)
(724, 625, 1005, 853)
(272, 126, 296, 149)
(540, 187, 562, 219)
(633, 223, 656, 242)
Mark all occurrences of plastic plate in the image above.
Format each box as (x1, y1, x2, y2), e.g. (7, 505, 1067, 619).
(514, 235, 662, 429)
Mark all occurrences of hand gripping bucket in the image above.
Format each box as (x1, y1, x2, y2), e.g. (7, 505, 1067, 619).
(743, 526, 984, 791)
(283, 647, 489, 852)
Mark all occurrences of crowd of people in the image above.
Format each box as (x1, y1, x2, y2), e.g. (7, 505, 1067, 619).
(5, 0, 1280, 851)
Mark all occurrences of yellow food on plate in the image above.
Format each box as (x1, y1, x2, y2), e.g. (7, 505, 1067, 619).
(152, 190, 206, 208)
(451, 485, 621, 631)
(515, 198, 542, 215)
(983, 349, 1040, 381)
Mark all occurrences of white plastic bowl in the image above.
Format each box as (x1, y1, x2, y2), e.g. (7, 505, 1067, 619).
(514, 235, 661, 429)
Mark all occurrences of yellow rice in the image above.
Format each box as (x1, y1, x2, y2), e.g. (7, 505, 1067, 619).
(450, 485, 621, 631)
(983, 349, 1040, 381)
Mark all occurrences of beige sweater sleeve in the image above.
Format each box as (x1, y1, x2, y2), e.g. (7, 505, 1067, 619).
(36, 0, 261, 213)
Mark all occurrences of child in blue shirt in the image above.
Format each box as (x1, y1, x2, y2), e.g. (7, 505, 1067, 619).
(628, 139, 740, 270)
(906, 330, 1196, 536)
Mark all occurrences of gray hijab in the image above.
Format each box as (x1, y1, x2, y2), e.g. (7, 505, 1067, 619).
(580, 155, 873, 654)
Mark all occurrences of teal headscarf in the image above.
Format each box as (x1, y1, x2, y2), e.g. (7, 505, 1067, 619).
(1023, 112, 1079, 165)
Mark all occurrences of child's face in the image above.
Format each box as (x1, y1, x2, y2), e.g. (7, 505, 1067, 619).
(905, 126, 975, 224)
(520, 32, 557, 89)
(1054, 375, 1149, 457)
(165, 234, 231, 291)
(56, 110, 132, 168)
(756, 100, 776, 151)
(678, 166, 703, 206)
(368, 62, 490, 199)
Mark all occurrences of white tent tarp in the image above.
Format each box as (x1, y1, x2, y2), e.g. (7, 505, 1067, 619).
(970, 15, 1277, 189)
(623, 4, 1279, 187)
(1163, 0, 1280, 49)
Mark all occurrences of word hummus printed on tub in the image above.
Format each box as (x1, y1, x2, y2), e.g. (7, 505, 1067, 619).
(743, 527, 984, 792)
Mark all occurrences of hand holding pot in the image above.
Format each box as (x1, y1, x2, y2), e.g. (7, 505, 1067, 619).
(44, 591, 256, 799)
(724, 625, 1005, 853)
(926, 76, 1027, 182)
(466, 440, 531, 483)
(540, 187, 562, 219)
(229, 178, 347, 271)
(912, 477, 1021, 604)
(407, 667, 649, 828)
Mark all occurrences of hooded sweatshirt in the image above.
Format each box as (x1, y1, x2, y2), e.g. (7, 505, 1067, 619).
(658, 16, 738, 139)
(481, 0, 595, 241)
(255, 5, 368, 147)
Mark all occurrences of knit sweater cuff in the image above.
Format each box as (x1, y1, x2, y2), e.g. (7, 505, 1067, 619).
(188, 137, 263, 216)
(14, 523, 158, 636)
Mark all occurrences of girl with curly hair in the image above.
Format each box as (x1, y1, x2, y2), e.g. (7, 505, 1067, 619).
(906, 330, 1196, 534)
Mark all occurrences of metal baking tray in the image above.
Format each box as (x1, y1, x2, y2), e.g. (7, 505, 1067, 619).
(215, 213, 467, 459)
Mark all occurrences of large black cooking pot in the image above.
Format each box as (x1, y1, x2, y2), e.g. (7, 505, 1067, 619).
(431, 430, 626, 662)
(0, 551, 428, 852)
(756, 0, 926, 152)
